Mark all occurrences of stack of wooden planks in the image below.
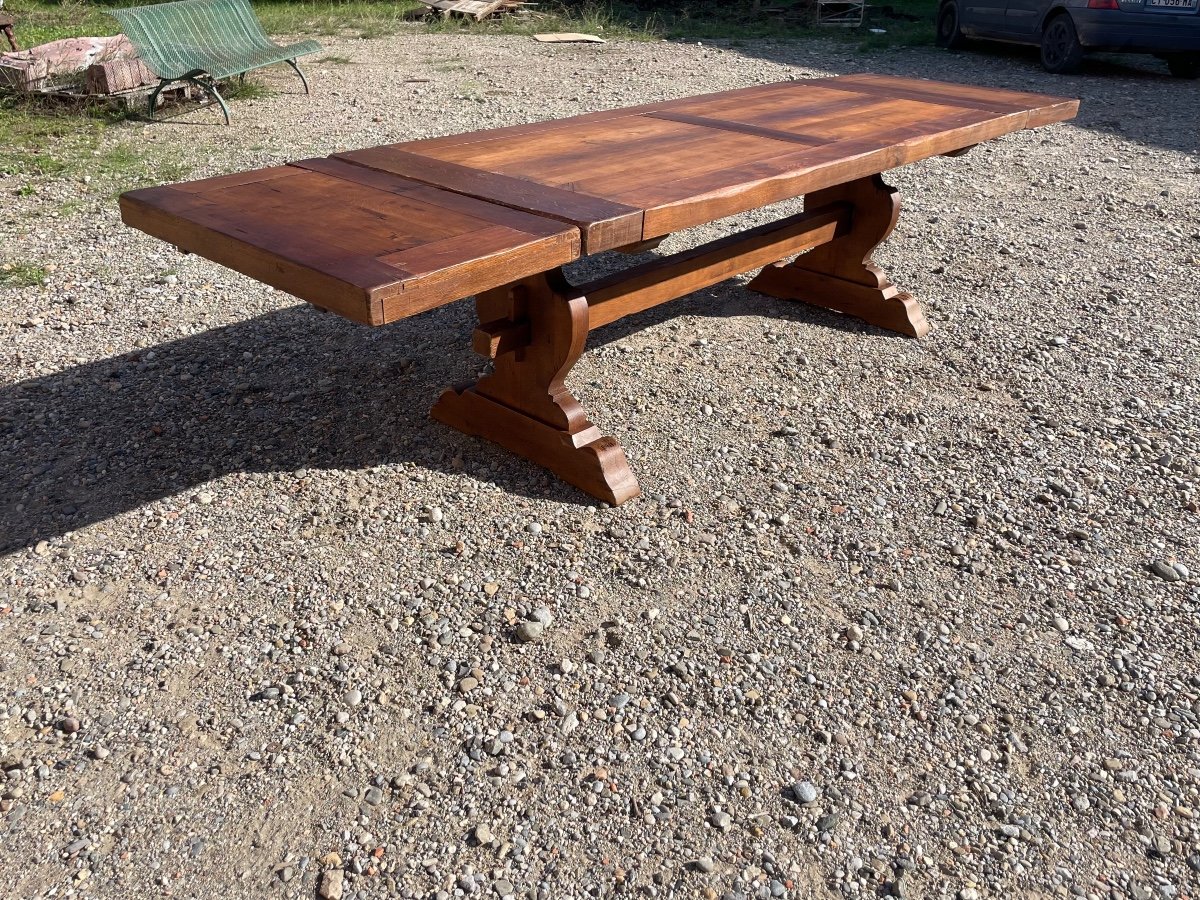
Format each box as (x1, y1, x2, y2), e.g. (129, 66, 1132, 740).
(416, 0, 529, 20)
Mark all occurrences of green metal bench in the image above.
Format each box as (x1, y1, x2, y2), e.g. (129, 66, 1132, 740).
(110, 0, 321, 124)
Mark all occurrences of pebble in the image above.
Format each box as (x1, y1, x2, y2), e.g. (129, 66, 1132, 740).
(1148, 560, 1181, 582)
(514, 621, 544, 643)
(792, 781, 819, 804)
(319, 869, 344, 900)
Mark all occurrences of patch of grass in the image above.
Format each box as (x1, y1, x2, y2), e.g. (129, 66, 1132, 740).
(253, 0, 425, 38)
(0, 262, 49, 287)
(224, 78, 275, 101)
(6, 0, 116, 45)
(0, 96, 106, 178)
(56, 197, 89, 217)
(0, 94, 189, 191)
(420, 1, 659, 40)
(316, 54, 356, 64)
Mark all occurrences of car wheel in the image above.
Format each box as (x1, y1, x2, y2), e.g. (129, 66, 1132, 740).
(1167, 54, 1200, 79)
(935, 2, 966, 50)
(1040, 14, 1084, 74)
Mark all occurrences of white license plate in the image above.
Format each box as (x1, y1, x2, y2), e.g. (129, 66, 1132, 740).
(1148, 0, 1197, 8)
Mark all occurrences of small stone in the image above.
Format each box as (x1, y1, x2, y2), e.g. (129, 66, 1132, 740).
(531, 605, 553, 627)
(694, 857, 716, 874)
(474, 823, 494, 845)
(525, 522, 543, 535)
(559, 659, 575, 675)
(1150, 834, 1173, 858)
(514, 621, 544, 643)
(711, 810, 732, 831)
(792, 781, 819, 804)
(493, 879, 514, 896)
(57, 717, 80, 734)
(343, 689, 363, 707)
(1053, 616, 1070, 632)
(91, 746, 109, 760)
(319, 869, 344, 900)
(1149, 560, 1180, 582)
(458, 676, 479, 693)
(844, 624, 864, 642)
(364, 787, 384, 806)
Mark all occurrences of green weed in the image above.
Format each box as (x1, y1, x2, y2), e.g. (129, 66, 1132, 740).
(0, 262, 49, 287)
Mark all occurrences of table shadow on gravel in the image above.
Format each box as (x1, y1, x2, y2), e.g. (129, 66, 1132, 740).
(0, 302, 524, 554)
(0, 274, 892, 554)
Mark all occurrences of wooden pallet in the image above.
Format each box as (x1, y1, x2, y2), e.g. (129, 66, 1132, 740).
(416, 0, 526, 20)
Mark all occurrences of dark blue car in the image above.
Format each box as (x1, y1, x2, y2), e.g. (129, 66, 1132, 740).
(935, 0, 1200, 76)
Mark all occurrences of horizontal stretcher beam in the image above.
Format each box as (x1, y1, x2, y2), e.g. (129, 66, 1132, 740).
(577, 202, 852, 329)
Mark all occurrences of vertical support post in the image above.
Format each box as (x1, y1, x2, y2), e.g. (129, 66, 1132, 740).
(748, 174, 930, 337)
(431, 270, 641, 506)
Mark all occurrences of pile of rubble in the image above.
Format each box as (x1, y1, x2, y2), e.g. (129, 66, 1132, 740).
(0, 33, 162, 100)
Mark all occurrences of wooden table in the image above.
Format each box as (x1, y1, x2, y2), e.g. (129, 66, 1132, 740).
(120, 74, 1078, 506)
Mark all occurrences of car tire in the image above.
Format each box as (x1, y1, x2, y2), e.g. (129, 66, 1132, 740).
(1166, 54, 1200, 79)
(1040, 14, 1084, 74)
(935, 2, 966, 50)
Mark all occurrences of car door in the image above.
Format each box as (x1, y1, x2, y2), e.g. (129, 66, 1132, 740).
(961, 0, 1013, 36)
(1004, 0, 1053, 37)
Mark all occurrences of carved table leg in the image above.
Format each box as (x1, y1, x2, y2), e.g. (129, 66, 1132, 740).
(747, 174, 930, 338)
(431, 270, 641, 506)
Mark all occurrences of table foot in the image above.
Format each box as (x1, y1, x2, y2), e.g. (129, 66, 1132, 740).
(747, 174, 930, 338)
(432, 387, 639, 505)
(431, 271, 641, 506)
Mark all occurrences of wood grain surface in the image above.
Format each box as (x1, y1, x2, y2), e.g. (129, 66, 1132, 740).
(123, 74, 1077, 313)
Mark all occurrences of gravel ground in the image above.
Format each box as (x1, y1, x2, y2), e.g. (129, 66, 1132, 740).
(2, 29, 1200, 900)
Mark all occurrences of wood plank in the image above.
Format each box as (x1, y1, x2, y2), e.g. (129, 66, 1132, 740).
(168, 166, 299, 194)
(399, 81, 803, 155)
(120, 168, 581, 326)
(333, 147, 641, 253)
(644, 110, 830, 147)
(291, 157, 576, 238)
(377, 227, 579, 323)
(814, 73, 1079, 116)
(623, 108, 1050, 236)
(657, 95, 956, 144)
(120, 185, 394, 325)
